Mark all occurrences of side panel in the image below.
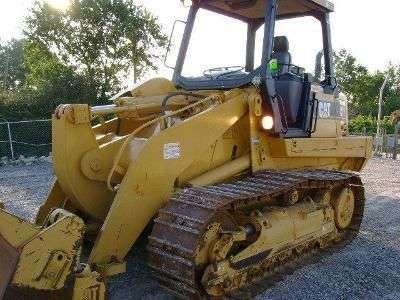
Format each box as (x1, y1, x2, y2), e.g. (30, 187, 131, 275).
(248, 91, 373, 173)
(311, 85, 346, 138)
(177, 114, 251, 185)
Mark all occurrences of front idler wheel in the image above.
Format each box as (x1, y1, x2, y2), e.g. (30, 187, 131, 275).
(332, 187, 355, 230)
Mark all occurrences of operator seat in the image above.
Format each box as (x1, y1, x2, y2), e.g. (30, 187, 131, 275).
(271, 36, 309, 130)
(271, 36, 291, 74)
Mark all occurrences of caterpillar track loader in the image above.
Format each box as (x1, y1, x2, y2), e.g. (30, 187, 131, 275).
(0, 0, 372, 299)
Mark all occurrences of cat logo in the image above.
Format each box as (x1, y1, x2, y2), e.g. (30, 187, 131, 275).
(319, 101, 331, 118)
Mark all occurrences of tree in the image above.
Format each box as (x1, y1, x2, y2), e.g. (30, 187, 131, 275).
(25, 0, 167, 101)
(0, 39, 26, 90)
(348, 115, 394, 135)
(334, 50, 400, 118)
(23, 41, 96, 113)
(0, 41, 95, 121)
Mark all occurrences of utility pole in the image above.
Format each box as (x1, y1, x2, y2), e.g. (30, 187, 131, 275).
(376, 73, 389, 155)
(377, 73, 389, 137)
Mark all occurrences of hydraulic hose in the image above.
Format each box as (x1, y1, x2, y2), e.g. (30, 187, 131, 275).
(160, 92, 207, 116)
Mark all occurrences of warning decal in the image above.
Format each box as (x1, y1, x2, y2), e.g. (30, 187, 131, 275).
(163, 143, 181, 160)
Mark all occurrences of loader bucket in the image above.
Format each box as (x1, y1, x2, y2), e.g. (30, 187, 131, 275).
(0, 209, 40, 299)
(0, 208, 95, 300)
(0, 233, 19, 298)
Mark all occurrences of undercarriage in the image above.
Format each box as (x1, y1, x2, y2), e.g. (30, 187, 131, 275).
(149, 169, 364, 298)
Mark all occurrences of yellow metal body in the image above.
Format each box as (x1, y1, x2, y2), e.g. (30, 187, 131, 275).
(0, 77, 372, 299)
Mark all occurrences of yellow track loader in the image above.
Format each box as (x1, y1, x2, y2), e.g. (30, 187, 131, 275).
(0, 0, 372, 299)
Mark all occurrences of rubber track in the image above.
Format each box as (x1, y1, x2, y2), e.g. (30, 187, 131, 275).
(148, 170, 365, 299)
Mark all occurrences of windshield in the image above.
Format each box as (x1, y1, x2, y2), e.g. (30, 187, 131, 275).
(181, 8, 248, 79)
(255, 16, 324, 78)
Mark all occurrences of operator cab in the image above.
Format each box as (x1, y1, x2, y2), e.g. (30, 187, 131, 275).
(271, 36, 308, 129)
(171, 0, 336, 138)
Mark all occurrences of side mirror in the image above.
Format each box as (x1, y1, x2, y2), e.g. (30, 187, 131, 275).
(164, 20, 187, 69)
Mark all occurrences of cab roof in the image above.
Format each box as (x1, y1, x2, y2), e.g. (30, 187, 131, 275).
(192, 0, 334, 22)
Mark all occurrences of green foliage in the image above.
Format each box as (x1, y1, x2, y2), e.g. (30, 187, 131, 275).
(24, 41, 95, 103)
(0, 41, 95, 121)
(334, 49, 400, 119)
(0, 39, 26, 90)
(348, 115, 394, 135)
(334, 49, 400, 136)
(0, 1, 167, 121)
(25, 0, 167, 100)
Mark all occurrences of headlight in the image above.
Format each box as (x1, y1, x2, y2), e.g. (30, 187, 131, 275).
(261, 116, 274, 130)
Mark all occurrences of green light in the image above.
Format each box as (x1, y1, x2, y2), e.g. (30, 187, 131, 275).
(269, 59, 279, 74)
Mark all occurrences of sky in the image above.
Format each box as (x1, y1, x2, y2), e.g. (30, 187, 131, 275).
(0, 0, 399, 83)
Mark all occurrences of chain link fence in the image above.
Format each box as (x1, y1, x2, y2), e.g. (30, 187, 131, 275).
(351, 126, 400, 159)
(374, 133, 400, 159)
(0, 119, 398, 161)
(0, 120, 52, 160)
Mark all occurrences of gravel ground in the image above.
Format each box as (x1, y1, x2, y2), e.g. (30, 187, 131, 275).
(1, 157, 400, 299)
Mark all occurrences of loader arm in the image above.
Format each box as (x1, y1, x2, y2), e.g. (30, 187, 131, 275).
(88, 92, 249, 264)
